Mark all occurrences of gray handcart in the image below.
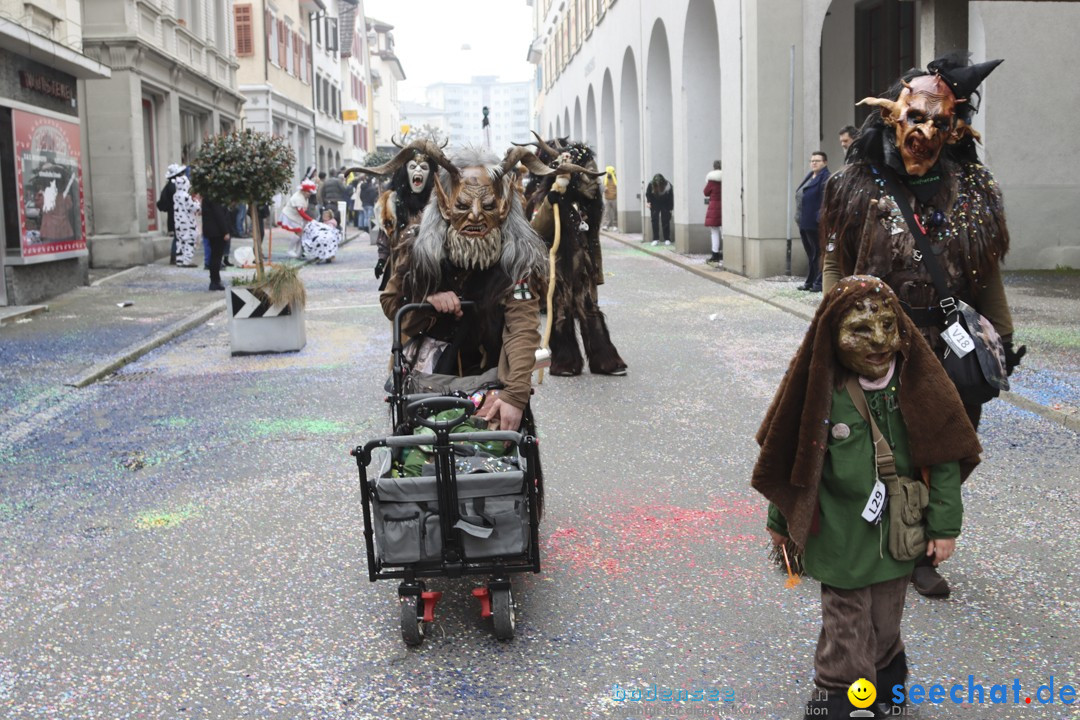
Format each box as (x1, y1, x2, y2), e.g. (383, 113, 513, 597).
(351, 303, 543, 646)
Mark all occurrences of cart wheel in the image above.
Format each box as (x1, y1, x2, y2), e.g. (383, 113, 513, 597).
(491, 587, 516, 641)
(400, 596, 425, 646)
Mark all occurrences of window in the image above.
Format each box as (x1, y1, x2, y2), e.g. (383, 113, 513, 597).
(286, 28, 294, 74)
(266, 10, 275, 64)
(278, 20, 287, 66)
(234, 4, 253, 56)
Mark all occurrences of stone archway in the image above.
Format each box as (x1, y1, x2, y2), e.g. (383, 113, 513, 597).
(585, 85, 598, 151)
(619, 47, 642, 234)
(600, 70, 616, 172)
(573, 97, 583, 139)
(681, 0, 722, 252)
(555, 116, 562, 137)
(549, 120, 555, 138)
(645, 20, 674, 242)
(563, 108, 571, 140)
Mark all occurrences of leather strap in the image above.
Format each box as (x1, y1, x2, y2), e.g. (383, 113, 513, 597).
(845, 376, 898, 482)
(875, 166, 956, 319)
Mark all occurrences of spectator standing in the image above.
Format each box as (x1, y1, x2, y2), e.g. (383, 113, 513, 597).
(201, 195, 231, 291)
(278, 179, 317, 257)
(703, 160, 723, 265)
(794, 151, 830, 291)
(318, 168, 349, 225)
(171, 172, 199, 267)
(602, 166, 618, 230)
(360, 177, 380, 231)
(157, 163, 185, 264)
(838, 125, 858, 162)
(645, 173, 674, 246)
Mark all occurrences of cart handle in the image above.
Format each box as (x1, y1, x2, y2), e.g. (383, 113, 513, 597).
(392, 300, 476, 354)
(407, 395, 477, 430)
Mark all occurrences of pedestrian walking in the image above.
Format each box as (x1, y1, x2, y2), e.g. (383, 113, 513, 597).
(360, 177, 379, 231)
(753, 275, 981, 719)
(703, 160, 723, 265)
(794, 151, 829, 291)
(602, 165, 618, 230)
(645, 174, 673, 246)
(820, 54, 1026, 599)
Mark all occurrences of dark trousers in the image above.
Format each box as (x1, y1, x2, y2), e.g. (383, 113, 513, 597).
(814, 575, 910, 693)
(650, 209, 671, 241)
(800, 227, 821, 289)
(206, 235, 226, 286)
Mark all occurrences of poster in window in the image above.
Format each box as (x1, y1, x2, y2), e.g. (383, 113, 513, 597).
(13, 109, 87, 257)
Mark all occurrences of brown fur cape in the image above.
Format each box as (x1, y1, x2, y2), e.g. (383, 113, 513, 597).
(751, 276, 982, 547)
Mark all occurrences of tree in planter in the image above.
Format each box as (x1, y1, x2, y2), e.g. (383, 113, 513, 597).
(189, 131, 296, 293)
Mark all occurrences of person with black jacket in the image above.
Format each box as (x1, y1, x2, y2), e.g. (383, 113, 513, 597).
(201, 195, 231, 291)
(645, 174, 674, 246)
(317, 168, 349, 225)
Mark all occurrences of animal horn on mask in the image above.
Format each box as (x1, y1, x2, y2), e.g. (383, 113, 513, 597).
(856, 96, 902, 126)
(497, 146, 558, 179)
(345, 139, 456, 182)
(528, 131, 560, 162)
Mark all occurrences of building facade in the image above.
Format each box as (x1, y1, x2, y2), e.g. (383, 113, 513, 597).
(0, 5, 110, 305)
(425, 77, 532, 151)
(366, 17, 404, 153)
(80, 0, 244, 268)
(531, 0, 1080, 277)
(341, 0, 373, 167)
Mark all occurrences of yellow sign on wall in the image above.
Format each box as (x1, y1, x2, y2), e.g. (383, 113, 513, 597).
(341, 109, 359, 123)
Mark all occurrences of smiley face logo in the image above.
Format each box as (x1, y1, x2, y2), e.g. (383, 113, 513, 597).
(847, 678, 877, 709)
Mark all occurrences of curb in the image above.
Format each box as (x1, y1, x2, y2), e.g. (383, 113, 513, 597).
(65, 228, 367, 388)
(0, 304, 49, 326)
(602, 231, 1080, 434)
(66, 300, 226, 388)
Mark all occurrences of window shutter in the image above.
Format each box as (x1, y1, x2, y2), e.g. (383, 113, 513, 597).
(234, 4, 253, 56)
(265, 10, 273, 61)
(278, 20, 287, 65)
(293, 31, 301, 76)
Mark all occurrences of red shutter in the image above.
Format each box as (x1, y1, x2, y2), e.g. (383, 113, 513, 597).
(278, 20, 287, 64)
(265, 10, 272, 56)
(234, 4, 253, 56)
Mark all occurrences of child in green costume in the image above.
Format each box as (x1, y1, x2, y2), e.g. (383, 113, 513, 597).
(752, 276, 981, 718)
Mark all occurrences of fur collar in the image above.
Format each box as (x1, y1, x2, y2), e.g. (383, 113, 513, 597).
(706, 170, 723, 183)
(751, 276, 981, 547)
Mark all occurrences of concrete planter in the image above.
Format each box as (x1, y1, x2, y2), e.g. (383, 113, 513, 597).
(226, 287, 306, 356)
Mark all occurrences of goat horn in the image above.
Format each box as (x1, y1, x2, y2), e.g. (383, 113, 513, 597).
(530, 130, 560, 161)
(856, 96, 902, 118)
(499, 146, 555, 178)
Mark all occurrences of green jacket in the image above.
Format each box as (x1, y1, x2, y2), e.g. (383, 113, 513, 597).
(768, 372, 962, 589)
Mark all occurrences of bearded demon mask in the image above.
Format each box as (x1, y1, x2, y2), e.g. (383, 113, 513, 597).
(859, 74, 961, 177)
(435, 166, 511, 271)
(836, 295, 902, 380)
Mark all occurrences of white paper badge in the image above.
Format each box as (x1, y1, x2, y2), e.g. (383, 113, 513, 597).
(941, 320, 975, 358)
(861, 479, 888, 524)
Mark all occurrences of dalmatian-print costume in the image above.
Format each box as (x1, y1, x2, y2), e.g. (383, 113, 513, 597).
(172, 175, 199, 265)
(300, 220, 340, 262)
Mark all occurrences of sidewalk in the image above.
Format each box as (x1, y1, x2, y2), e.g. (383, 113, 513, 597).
(0, 228, 367, 429)
(1, 226, 1076, 434)
(604, 230, 1080, 433)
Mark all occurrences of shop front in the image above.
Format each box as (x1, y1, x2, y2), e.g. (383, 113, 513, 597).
(0, 39, 109, 306)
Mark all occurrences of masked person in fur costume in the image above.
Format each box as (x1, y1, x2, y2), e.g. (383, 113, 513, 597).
(819, 52, 1025, 598)
(352, 140, 438, 291)
(525, 134, 627, 377)
(380, 145, 558, 431)
(753, 276, 981, 719)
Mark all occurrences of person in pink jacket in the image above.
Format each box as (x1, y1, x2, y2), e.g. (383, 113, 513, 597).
(703, 160, 723, 265)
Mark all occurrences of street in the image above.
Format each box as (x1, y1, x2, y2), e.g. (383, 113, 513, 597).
(1, 237, 1077, 720)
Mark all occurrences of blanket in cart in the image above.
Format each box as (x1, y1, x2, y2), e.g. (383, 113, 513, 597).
(399, 409, 515, 478)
